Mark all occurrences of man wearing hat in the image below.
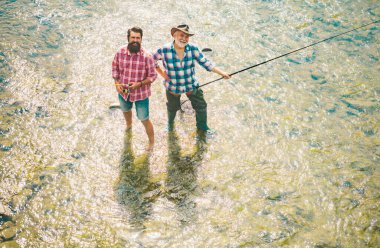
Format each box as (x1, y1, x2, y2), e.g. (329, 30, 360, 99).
(153, 24, 230, 132)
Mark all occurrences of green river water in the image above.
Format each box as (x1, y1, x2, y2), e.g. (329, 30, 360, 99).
(0, 0, 379, 247)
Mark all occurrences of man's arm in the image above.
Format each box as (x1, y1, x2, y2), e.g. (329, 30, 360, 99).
(114, 80, 124, 94)
(152, 47, 170, 81)
(156, 66, 170, 81)
(212, 67, 231, 79)
(112, 52, 124, 94)
(192, 46, 231, 79)
(142, 55, 158, 86)
(192, 45, 215, 72)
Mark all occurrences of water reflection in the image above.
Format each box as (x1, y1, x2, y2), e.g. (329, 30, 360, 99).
(115, 130, 159, 230)
(2, 0, 379, 245)
(165, 131, 207, 224)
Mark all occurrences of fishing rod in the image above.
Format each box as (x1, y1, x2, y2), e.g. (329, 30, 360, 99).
(178, 19, 379, 111)
(199, 19, 379, 89)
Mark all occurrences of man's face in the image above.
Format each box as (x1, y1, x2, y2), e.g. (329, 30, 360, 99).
(174, 31, 190, 48)
(128, 31, 142, 53)
(128, 31, 142, 44)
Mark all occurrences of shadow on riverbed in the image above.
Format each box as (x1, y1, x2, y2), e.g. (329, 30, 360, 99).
(165, 131, 208, 224)
(115, 129, 208, 228)
(115, 130, 160, 230)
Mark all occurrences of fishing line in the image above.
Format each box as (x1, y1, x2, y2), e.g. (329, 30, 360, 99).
(179, 19, 379, 112)
(201, 19, 379, 88)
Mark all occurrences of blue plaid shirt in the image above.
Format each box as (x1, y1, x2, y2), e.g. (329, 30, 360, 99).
(153, 42, 215, 94)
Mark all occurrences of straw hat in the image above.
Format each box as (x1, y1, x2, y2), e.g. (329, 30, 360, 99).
(171, 24, 194, 37)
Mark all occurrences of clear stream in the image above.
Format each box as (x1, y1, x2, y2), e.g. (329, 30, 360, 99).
(0, 0, 379, 247)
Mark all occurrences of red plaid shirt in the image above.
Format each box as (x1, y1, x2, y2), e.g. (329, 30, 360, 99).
(112, 46, 157, 102)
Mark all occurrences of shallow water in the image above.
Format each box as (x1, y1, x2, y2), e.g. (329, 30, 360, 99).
(1, 0, 379, 247)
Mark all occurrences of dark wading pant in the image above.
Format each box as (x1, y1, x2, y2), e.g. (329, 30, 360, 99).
(166, 89, 209, 131)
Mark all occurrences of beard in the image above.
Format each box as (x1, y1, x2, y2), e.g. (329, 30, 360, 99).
(127, 41, 141, 53)
(174, 38, 187, 48)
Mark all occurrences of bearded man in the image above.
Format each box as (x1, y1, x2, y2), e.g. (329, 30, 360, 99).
(112, 27, 157, 150)
(153, 24, 230, 133)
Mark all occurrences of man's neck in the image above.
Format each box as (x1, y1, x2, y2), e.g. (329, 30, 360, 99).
(173, 42, 185, 51)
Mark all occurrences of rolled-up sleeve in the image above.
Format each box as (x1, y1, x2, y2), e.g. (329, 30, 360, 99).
(145, 55, 157, 83)
(192, 46, 215, 71)
(152, 48, 163, 67)
(112, 52, 120, 80)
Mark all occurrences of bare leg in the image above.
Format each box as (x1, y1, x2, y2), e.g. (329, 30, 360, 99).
(142, 119, 154, 150)
(122, 111, 132, 129)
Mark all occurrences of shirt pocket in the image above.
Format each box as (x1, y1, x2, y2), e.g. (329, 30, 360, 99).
(185, 58, 194, 68)
(120, 56, 130, 68)
(136, 58, 146, 71)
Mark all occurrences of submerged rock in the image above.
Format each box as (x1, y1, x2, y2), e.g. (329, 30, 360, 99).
(342, 181, 352, 188)
(35, 106, 50, 118)
(0, 226, 16, 240)
(266, 194, 284, 201)
(71, 152, 86, 159)
(0, 221, 14, 231)
(0, 240, 19, 247)
(10, 189, 33, 211)
(311, 74, 319, 80)
(201, 48, 212, 52)
(0, 128, 10, 136)
(57, 163, 76, 174)
(0, 202, 12, 217)
(62, 83, 73, 93)
(109, 103, 121, 109)
(341, 99, 377, 114)
(0, 144, 12, 152)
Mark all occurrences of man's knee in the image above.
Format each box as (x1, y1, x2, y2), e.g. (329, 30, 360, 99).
(141, 118, 151, 125)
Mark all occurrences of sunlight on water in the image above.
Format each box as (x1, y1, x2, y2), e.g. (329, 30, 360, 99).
(1, 0, 379, 247)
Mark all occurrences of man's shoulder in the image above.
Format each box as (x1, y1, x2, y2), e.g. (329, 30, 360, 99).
(116, 45, 129, 54)
(186, 43, 199, 50)
(160, 42, 173, 51)
(140, 48, 154, 59)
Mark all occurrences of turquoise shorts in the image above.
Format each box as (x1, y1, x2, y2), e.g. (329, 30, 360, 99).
(118, 94, 150, 121)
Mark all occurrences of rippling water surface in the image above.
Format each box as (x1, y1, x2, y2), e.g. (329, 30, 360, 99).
(1, 0, 379, 247)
